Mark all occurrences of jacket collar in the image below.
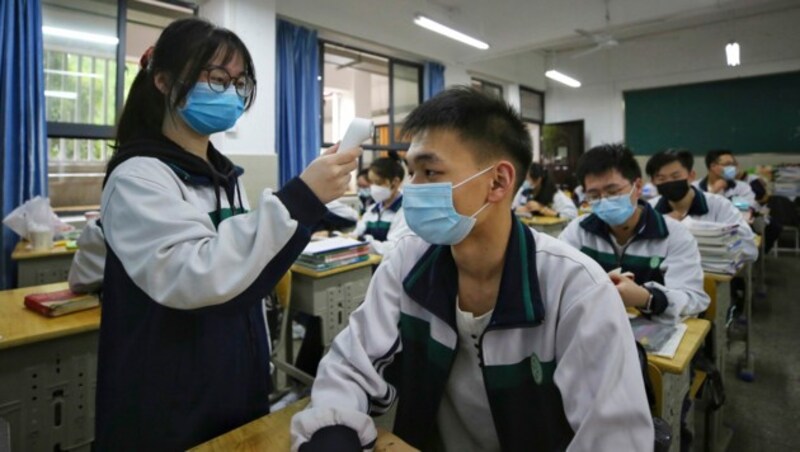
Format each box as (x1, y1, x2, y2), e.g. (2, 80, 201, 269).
(654, 186, 709, 216)
(371, 194, 403, 214)
(580, 200, 669, 242)
(402, 212, 545, 331)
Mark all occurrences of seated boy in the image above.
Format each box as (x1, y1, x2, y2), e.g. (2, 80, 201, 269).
(696, 149, 757, 210)
(559, 144, 709, 324)
(646, 149, 758, 263)
(291, 88, 653, 451)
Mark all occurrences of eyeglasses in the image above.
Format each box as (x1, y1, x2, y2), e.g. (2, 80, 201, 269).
(202, 65, 255, 98)
(584, 184, 633, 203)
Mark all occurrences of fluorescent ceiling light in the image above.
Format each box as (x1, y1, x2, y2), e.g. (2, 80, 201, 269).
(133, 0, 195, 14)
(45, 69, 101, 79)
(45, 90, 78, 99)
(726, 42, 740, 67)
(545, 70, 582, 88)
(413, 15, 489, 50)
(42, 26, 119, 45)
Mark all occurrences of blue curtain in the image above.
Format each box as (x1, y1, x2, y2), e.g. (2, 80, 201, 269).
(423, 61, 445, 100)
(0, 0, 48, 289)
(276, 20, 320, 188)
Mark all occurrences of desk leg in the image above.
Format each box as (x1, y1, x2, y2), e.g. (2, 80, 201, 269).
(737, 263, 755, 382)
(706, 281, 731, 452)
(662, 369, 690, 452)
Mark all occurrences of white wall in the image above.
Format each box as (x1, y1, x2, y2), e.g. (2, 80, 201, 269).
(545, 7, 800, 153)
(201, 0, 277, 156)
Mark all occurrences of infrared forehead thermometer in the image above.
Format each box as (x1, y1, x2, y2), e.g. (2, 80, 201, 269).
(338, 118, 374, 153)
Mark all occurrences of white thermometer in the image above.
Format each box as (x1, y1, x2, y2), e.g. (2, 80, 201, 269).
(338, 118, 374, 153)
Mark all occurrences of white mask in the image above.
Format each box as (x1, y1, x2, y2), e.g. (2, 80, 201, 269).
(370, 184, 393, 203)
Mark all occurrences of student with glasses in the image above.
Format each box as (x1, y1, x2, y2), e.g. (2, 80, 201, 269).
(67, 17, 360, 450)
(696, 149, 757, 210)
(559, 144, 709, 324)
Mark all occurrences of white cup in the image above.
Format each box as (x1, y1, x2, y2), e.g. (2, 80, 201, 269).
(29, 225, 54, 250)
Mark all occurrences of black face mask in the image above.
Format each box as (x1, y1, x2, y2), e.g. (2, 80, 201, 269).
(656, 179, 691, 202)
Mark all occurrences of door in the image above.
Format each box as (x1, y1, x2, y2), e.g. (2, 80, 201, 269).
(542, 120, 584, 190)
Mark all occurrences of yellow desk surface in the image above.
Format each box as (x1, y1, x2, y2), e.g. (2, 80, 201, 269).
(191, 398, 417, 451)
(703, 271, 734, 283)
(648, 318, 711, 375)
(519, 216, 570, 226)
(0, 282, 100, 350)
(291, 254, 382, 278)
(11, 240, 77, 260)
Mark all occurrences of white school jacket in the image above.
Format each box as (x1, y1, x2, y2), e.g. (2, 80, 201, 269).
(291, 218, 653, 451)
(354, 194, 413, 256)
(559, 202, 709, 324)
(695, 177, 757, 210)
(650, 187, 758, 263)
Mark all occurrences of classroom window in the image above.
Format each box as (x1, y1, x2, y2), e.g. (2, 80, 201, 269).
(42, 0, 195, 208)
(520, 86, 544, 124)
(320, 42, 423, 152)
(471, 78, 504, 99)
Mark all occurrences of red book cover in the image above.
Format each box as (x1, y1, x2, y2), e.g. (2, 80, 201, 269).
(24, 289, 99, 317)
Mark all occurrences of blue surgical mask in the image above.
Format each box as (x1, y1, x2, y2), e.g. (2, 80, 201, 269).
(179, 83, 244, 135)
(403, 166, 493, 245)
(590, 186, 636, 226)
(722, 165, 737, 181)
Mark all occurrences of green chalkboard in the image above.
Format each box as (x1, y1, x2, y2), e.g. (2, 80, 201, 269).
(625, 71, 800, 155)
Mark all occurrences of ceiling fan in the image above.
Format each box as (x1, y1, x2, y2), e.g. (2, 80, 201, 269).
(570, 28, 619, 59)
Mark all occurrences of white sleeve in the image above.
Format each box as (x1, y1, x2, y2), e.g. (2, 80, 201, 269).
(553, 191, 578, 219)
(644, 221, 710, 323)
(102, 163, 325, 310)
(368, 209, 413, 256)
(736, 181, 758, 210)
(556, 278, 654, 451)
(326, 200, 359, 222)
(68, 219, 106, 293)
(291, 242, 408, 450)
(513, 185, 527, 209)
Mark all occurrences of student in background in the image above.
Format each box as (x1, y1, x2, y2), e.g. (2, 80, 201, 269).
(646, 149, 758, 262)
(356, 168, 373, 214)
(292, 88, 653, 451)
(354, 156, 412, 255)
(313, 200, 359, 234)
(696, 149, 757, 210)
(513, 162, 578, 219)
(559, 144, 709, 324)
(69, 18, 359, 450)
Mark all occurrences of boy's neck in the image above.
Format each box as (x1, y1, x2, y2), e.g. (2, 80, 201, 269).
(610, 205, 642, 245)
(707, 172, 722, 186)
(451, 205, 511, 285)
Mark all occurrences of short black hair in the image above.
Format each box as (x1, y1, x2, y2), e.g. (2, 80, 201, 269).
(369, 156, 405, 181)
(645, 149, 695, 178)
(401, 86, 532, 189)
(576, 143, 641, 185)
(357, 168, 369, 179)
(705, 149, 734, 169)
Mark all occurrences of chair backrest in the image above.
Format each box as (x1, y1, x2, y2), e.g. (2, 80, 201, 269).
(767, 195, 800, 226)
(702, 275, 718, 321)
(647, 362, 664, 417)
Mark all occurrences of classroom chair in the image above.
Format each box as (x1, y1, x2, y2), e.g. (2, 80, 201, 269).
(768, 195, 799, 255)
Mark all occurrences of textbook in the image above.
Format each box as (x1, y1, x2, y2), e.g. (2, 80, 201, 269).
(294, 254, 369, 271)
(630, 317, 687, 359)
(24, 289, 100, 317)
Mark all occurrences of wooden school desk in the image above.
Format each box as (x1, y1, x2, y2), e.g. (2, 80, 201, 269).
(191, 397, 417, 451)
(11, 241, 77, 287)
(518, 215, 570, 237)
(0, 282, 100, 452)
(646, 317, 711, 452)
(290, 255, 382, 346)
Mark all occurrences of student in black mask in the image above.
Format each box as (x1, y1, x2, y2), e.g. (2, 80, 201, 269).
(646, 149, 758, 262)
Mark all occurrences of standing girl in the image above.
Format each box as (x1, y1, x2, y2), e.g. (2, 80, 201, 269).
(90, 18, 358, 450)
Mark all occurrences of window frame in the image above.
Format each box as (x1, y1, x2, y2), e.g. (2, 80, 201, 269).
(519, 85, 545, 124)
(318, 40, 424, 152)
(471, 77, 504, 99)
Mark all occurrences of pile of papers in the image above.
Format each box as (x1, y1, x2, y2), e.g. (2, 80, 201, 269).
(296, 237, 370, 271)
(774, 165, 800, 200)
(682, 217, 743, 275)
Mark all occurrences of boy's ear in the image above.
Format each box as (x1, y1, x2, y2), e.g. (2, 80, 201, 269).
(487, 161, 516, 203)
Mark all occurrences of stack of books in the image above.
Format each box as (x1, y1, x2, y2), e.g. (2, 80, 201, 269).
(24, 289, 100, 317)
(683, 217, 743, 275)
(774, 165, 800, 200)
(296, 237, 370, 271)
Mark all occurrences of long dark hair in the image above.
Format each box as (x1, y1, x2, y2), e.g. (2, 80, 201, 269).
(528, 162, 558, 205)
(115, 17, 256, 146)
